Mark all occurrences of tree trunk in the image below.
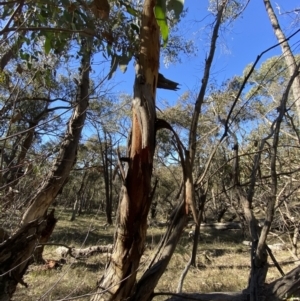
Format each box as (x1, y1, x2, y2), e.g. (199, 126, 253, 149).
(0, 38, 91, 300)
(21, 38, 91, 224)
(70, 198, 79, 221)
(128, 2, 228, 300)
(186, 0, 228, 225)
(132, 203, 188, 301)
(291, 226, 299, 257)
(70, 170, 88, 221)
(0, 215, 53, 300)
(232, 71, 298, 301)
(99, 131, 113, 225)
(91, 1, 159, 300)
(0, 30, 26, 71)
(33, 209, 57, 263)
(263, 0, 300, 122)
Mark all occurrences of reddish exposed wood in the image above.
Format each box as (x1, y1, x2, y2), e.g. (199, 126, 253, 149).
(91, 0, 159, 300)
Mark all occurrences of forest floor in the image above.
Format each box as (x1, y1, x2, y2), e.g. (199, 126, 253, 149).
(13, 208, 298, 301)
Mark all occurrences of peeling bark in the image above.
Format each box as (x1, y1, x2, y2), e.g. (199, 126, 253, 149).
(91, 1, 159, 300)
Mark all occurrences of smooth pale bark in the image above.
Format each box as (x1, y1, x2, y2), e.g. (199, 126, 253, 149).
(91, 1, 159, 300)
(263, 0, 300, 121)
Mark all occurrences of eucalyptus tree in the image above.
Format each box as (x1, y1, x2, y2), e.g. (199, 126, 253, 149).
(239, 55, 300, 260)
(0, 0, 111, 297)
(0, 0, 193, 297)
(263, 0, 300, 122)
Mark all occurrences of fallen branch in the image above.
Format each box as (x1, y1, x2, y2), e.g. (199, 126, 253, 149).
(54, 244, 113, 258)
(188, 222, 242, 230)
(161, 291, 248, 301)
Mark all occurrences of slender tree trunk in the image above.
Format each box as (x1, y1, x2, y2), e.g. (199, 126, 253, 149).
(0, 38, 91, 300)
(133, 203, 187, 301)
(108, 135, 113, 223)
(91, 1, 159, 300)
(263, 0, 300, 121)
(186, 0, 228, 224)
(99, 131, 113, 224)
(71, 198, 79, 221)
(70, 170, 88, 221)
(176, 192, 206, 294)
(291, 226, 299, 257)
(21, 38, 91, 224)
(249, 66, 299, 301)
(190, 192, 206, 266)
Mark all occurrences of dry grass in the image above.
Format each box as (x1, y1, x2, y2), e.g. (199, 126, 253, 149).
(13, 208, 298, 301)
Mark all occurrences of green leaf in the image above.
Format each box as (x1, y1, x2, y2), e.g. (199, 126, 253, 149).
(119, 0, 138, 17)
(19, 51, 29, 61)
(154, 0, 169, 47)
(44, 69, 52, 87)
(167, 0, 184, 21)
(130, 23, 139, 34)
(2, 6, 13, 19)
(37, 13, 45, 23)
(44, 35, 51, 54)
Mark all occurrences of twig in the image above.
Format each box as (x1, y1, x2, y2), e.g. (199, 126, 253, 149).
(266, 245, 285, 276)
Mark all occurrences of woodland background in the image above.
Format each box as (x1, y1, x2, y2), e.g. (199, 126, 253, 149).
(1, 0, 300, 300)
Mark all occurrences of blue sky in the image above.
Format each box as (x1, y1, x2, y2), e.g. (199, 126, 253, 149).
(107, 0, 300, 108)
